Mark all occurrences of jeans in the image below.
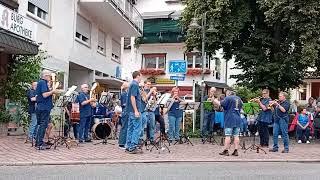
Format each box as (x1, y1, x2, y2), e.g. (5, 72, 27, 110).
(35, 110, 50, 147)
(140, 112, 148, 140)
(28, 113, 37, 140)
(258, 121, 270, 146)
(118, 113, 128, 146)
(202, 111, 214, 137)
(272, 117, 289, 151)
(168, 116, 182, 140)
(126, 112, 142, 151)
(146, 112, 155, 141)
(296, 126, 310, 142)
(79, 116, 92, 141)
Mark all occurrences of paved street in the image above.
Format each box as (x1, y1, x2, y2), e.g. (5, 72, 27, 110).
(1, 162, 320, 180)
(1, 134, 320, 166)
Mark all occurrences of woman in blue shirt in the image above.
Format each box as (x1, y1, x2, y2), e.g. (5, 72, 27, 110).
(297, 108, 311, 144)
(167, 87, 184, 142)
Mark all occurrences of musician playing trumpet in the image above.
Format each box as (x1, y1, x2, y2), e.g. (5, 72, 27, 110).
(202, 87, 216, 141)
(256, 89, 273, 148)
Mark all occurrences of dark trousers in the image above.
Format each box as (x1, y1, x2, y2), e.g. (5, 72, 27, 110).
(202, 111, 215, 137)
(64, 120, 79, 139)
(118, 113, 129, 146)
(258, 121, 270, 146)
(35, 110, 50, 147)
(296, 126, 310, 142)
(155, 115, 165, 135)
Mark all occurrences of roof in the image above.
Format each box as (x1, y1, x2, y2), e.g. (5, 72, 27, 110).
(305, 71, 320, 79)
(204, 81, 229, 89)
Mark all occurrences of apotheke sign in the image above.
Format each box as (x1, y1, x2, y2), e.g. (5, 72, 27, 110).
(0, 4, 37, 41)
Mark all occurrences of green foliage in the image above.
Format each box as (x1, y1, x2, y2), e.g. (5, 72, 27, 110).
(0, 108, 13, 123)
(233, 85, 261, 102)
(182, 0, 320, 92)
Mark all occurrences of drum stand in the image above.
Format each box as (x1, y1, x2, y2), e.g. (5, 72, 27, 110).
(150, 131, 170, 153)
(94, 138, 115, 145)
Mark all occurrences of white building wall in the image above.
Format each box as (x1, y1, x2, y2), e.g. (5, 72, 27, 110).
(135, 0, 185, 14)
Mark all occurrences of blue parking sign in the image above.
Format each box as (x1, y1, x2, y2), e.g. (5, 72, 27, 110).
(169, 60, 187, 74)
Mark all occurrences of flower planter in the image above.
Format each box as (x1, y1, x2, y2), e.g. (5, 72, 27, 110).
(186, 68, 211, 76)
(140, 68, 166, 76)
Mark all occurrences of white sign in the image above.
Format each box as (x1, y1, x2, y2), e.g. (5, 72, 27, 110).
(0, 4, 37, 41)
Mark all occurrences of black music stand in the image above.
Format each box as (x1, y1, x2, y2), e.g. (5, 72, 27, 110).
(53, 94, 77, 150)
(243, 102, 267, 154)
(174, 102, 200, 146)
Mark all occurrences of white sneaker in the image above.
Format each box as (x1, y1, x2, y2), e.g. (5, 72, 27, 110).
(298, 140, 302, 144)
(278, 135, 282, 139)
(306, 140, 311, 144)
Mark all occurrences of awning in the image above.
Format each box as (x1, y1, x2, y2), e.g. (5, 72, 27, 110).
(204, 81, 229, 89)
(0, 29, 38, 55)
(96, 77, 125, 89)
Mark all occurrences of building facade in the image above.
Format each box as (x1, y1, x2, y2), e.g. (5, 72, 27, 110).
(122, 0, 231, 98)
(16, 0, 143, 92)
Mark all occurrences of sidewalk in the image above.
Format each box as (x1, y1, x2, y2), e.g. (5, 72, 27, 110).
(1, 135, 320, 166)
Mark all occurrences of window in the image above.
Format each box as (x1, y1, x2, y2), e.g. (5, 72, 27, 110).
(142, 54, 166, 69)
(112, 40, 121, 62)
(124, 37, 131, 49)
(98, 30, 106, 54)
(185, 53, 209, 68)
(215, 58, 221, 80)
(299, 85, 307, 100)
(28, 0, 49, 22)
(76, 15, 91, 45)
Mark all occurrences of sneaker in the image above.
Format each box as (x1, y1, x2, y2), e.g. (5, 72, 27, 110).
(85, 139, 92, 143)
(118, 145, 126, 150)
(269, 149, 278, 152)
(298, 140, 302, 144)
(45, 141, 54, 146)
(281, 150, 289, 153)
(219, 150, 229, 156)
(128, 148, 139, 154)
(306, 140, 311, 144)
(278, 135, 282, 139)
(231, 149, 239, 156)
(79, 140, 84, 144)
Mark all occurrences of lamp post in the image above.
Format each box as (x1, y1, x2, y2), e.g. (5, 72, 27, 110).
(189, 12, 215, 132)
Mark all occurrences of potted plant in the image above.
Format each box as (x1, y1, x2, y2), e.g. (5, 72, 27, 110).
(0, 109, 12, 136)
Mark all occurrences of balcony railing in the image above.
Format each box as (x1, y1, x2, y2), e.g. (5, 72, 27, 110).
(109, 0, 143, 34)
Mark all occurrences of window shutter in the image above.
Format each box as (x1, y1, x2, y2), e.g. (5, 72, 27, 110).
(76, 15, 91, 39)
(98, 30, 105, 49)
(29, 0, 49, 12)
(112, 40, 121, 57)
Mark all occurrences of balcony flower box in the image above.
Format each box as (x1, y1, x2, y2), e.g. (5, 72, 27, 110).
(186, 68, 211, 76)
(140, 68, 166, 75)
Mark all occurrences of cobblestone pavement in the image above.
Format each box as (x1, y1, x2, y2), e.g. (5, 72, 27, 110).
(1, 134, 320, 166)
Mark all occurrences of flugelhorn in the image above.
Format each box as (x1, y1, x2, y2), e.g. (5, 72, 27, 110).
(268, 99, 279, 108)
(249, 96, 262, 103)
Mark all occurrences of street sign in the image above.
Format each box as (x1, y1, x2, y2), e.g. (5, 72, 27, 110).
(170, 75, 185, 81)
(169, 60, 187, 74)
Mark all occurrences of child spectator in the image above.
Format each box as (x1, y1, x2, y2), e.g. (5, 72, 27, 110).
(296, 108, 311, 144)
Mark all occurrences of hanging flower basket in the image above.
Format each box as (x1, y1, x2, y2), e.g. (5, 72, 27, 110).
(186, 68, 211, 76)
(140, 68, 166, 75)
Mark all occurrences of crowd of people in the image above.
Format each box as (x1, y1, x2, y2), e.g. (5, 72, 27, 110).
(25, 69, 320, 155)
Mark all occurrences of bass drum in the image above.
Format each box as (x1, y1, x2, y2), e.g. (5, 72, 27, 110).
(92, 122, 112, 140)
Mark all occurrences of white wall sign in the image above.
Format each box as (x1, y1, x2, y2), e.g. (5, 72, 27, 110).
(0, 4, 37, 41)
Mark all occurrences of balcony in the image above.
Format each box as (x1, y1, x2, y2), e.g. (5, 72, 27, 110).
(79, 0, 143, 37)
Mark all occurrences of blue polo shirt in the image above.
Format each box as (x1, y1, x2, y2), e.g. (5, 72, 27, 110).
(220, 95, 243, 128)
(298, 114, 309, 126)
(77, 92, 92, 118)
(36, 79, 53, 111)
(274, 100, 290, 122)
(257, 98, 273, 123)
(126, 80, 142, 113)
(27, 89, 36, 114)
(141, 89, 150, 112)
(168, 101, 183, 118)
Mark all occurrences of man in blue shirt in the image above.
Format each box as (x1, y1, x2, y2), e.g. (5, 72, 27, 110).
(35, 70, 59, 149)
(213, 90, 243, 156)
(118, 82, 129, 149)
(27, 81, 37, 141)
(125, 71, 143, 154)
(257, 89, 273, 147)
(77, 84, 96, 143)
(269, 92, 290, 153)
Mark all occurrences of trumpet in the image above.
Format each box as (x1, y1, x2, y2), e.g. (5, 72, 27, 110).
(249, 97, 262, 103)
(268, 99, 279, 108)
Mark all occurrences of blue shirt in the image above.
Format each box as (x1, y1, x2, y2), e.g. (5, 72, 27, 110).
(120, 91, 128, 109)
(93, 103, 107, 116)
(274, 100, 290, 122)
(27, 89, 36, 114)
(36, 79, 53, 111)
(220, 95, 243, 128)
(258, 98, 273, 123)
(77, 92, 92, 118)
(168, 101, 183, 118)
(126, 80, 142, 113)
(141, 89, 150, 112)
(298, 114, 309, 126)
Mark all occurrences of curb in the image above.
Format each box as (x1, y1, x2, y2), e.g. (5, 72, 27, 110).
(1, 159, 320, 166)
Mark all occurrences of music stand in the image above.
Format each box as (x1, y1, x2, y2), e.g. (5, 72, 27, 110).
(243, 102, 267, 154)
(174, 102, 200, 146)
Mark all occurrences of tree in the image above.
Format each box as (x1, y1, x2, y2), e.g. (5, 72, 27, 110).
(181, 0, 320, 94)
